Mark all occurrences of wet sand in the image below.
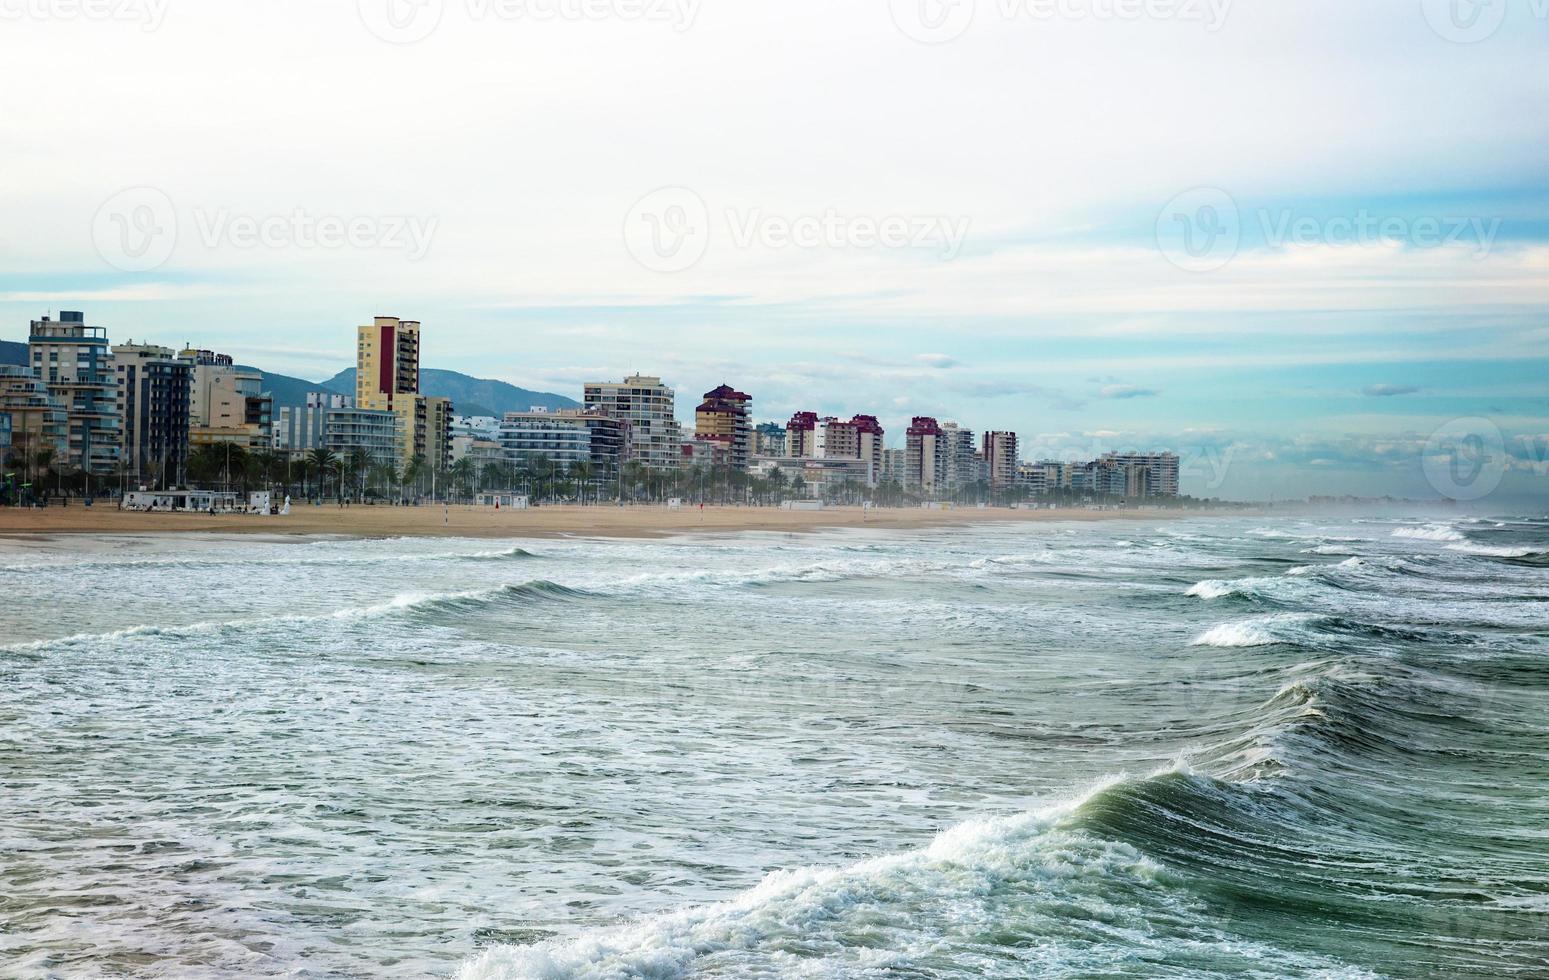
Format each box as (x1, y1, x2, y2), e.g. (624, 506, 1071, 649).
(0, 502, 1226, 541)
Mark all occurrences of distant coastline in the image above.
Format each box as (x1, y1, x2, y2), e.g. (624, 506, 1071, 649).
(0, 502, 1254, 542)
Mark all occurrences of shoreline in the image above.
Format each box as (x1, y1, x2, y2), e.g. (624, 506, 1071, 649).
(0, 502, 1253, 542)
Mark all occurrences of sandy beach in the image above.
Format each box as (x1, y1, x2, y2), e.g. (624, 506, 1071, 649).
(0, 502, 1226, 541)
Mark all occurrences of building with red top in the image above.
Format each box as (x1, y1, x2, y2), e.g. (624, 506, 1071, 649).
(906, 416, 948, 494)
(694, 383, 753, 470)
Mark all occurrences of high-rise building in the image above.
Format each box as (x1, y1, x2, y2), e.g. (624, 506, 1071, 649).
(356, 316, 420, 412)
(881, 447, 907, 484)
(353, 317, 450, 471)
(323, 406, 402, 469)
(905, 416, 948, 494)
(1100, 451, 1181, 497)
(818, 415, 885, 486)
(179, 348, 272, 449)
(785, 411, 818, 458)
(752, 422, 787, 458)
(274, 392, 352, 457)
(584, 375, 678, 471)
(0, 364, 69, 469)
(982, 431, 1020, 491)
(940, 421, 978, 490)
(694, 384, 753, 470)
(497, 408, 630, 478)
(29, 312, 119, 475)
(111, 342, 192, 487)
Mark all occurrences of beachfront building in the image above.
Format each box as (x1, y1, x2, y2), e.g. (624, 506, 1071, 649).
(323, 406, 402, 469)
(818, 414, 885, 486)
(450, 415, 500, 441)
(0, 364, 69, 470)
(356, 316, 420, 412)
(179, 348, 273, 449)
(29, 312, 120, 475)
(353, 316, 451, 471)
(497, 408, 629, 479)
(982, 431, 1019, 491)
(941, 422, 978, 490)
(584, 374, 678, 471)
(681, 435, 731, 469)
(752, 422, 787, 458)
(751, 456, 872, 499)
(905, 416, 948, 495)
(451, 436, 504, 474)
(785, 411, 818, 458)
(694, 384, 753, 471)
(274, 392, 352, 457)
(1019, 460, 1066, 496)
(110, 342, 192, 488)
(1101, 451, 1181, 497)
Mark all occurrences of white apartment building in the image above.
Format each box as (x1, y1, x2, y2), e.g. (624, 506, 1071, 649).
(584, 374, 678, 471)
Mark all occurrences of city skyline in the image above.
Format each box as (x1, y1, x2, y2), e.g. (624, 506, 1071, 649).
(3, 1, 1546, 501)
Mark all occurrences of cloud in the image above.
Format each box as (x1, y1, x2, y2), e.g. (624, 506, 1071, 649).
(1362, 384, 1421, 397)
(1098, 384, 1159, 399)
(915, 353, 957, 369)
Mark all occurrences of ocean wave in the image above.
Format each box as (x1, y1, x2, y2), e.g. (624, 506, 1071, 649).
(1191, 614, 1322, 647)
(456, 767, 1366, 980)
(1391, 525, 1465, 543)
(1445, 543, 1545, 559)
(0, 544, 538, 576)
(0, 580, 588, 653)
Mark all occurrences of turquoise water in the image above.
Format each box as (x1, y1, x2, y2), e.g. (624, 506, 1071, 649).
(1, 515, 1545, 977)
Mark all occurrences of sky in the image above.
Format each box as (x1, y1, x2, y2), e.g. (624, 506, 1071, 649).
(1, 0, 1546, 500)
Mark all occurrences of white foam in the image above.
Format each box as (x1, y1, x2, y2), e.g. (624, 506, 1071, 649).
(455, 779, 1166, 980)
(1190, 614, 1316, 648)
(1391, 525, 1465, 543)
(1186, 580, 1235, 599)
(1445, 543, 1540, 558)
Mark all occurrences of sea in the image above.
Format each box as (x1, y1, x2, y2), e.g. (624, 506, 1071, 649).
(1, 514, 1546, 978)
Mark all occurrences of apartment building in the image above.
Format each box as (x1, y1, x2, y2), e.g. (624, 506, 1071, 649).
(785, 411, 818, 458)
(752, 422, 787, 458)
(818, 414, 885, 486)
(584, 374, 678, 471)
(274, 392, 352, 457)
(0, 364, 69, 465)
(981, 431, 1019, 490)
(1100, 451, 1181, 497)
(28, 312, 119, 474)
(905, 416, 948, 494)
(111, 342, 191, 487)
(694, 384, 753, 470)
(497, 408, 631, 478)
(940, 421, 978, 490)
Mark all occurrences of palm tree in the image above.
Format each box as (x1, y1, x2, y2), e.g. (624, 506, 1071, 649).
(449, 457, 476, 502)
(568, 459, 593, 504)
(399, 454, 427, 503)
(346, 448, 371, 501)
(306, 448, 337, 501)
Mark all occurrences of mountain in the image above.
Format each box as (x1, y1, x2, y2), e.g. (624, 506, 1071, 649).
(319, 367, 579, 418)
(0, 342, 575, 420)
(248, 368, 348, 409)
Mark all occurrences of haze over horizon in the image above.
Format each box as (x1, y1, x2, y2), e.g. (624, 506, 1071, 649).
(3, 0, 1546, 501)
